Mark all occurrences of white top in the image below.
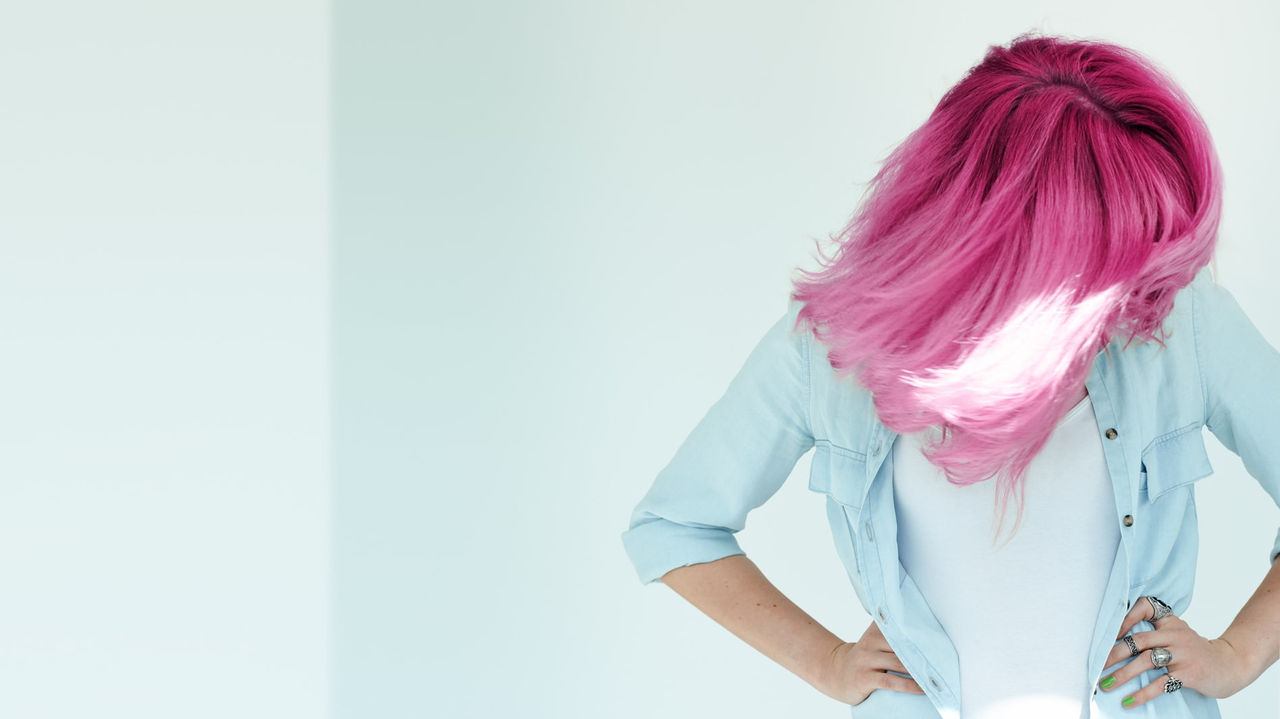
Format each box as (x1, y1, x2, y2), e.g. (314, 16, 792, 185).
(892, 395, 1120, 719)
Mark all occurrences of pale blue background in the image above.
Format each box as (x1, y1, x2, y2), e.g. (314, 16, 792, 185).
(0, 2, 328, 718)
(2, 1, 1276, 718)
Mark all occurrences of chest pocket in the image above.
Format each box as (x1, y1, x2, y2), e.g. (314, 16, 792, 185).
(808, 441, 874, 612)
(1140, 424, 1214, 502)
(808, 441, 869, 509)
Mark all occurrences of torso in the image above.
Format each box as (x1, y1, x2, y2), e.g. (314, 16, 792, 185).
(891, 393, 1120, 719)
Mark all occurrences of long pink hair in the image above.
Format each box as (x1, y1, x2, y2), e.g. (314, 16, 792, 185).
(791, 33, 1222, 541)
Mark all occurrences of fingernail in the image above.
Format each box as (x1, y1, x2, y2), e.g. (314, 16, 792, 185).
(1122, 696, 1135, 708)
(1099, 675, 1116, 690)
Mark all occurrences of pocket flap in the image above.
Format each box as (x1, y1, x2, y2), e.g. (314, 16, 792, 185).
(1141, 426, 1213, 501)
(808, 442, 868, 508)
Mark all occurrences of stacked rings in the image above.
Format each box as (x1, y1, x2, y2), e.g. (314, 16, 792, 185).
(1145, 596, 1180, 692)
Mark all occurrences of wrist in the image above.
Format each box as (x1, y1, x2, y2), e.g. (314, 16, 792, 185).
(809, 638, 849, 696)
(1216, 631, 1270, 682)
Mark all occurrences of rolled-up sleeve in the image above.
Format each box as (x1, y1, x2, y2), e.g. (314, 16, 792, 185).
(620, 298, 816, 585)
(1192, 273, 1280, 565)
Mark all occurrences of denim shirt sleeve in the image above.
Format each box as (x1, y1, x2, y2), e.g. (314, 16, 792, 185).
(1192, 274, 1280, 565)
(620, 299, 817, 585)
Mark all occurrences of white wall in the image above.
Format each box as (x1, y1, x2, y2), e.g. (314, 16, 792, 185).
(0, 3, 329, 717)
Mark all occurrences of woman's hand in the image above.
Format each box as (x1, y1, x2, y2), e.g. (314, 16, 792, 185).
(1097, 597, 1255, 709)
(817, 619, 927, 706)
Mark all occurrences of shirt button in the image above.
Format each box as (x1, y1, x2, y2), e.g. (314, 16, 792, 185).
(1105, 428, 1118, 440)
(1123, 514, 1134, 527)
(930, 677, 940, 690)
(878, 608, 887, 622)
(864, 522, 874, 542)
(872, 441, 883, 456)
(1125, 598, 1131, 609)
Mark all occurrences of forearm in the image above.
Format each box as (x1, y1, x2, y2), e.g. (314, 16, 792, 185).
(659, 553, 843, 692)
(1219, 556, 1280, 680)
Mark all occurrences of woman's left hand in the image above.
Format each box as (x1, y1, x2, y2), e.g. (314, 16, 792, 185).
(1098, 597, 1254, 708)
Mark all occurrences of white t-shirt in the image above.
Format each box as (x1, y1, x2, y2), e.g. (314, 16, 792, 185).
(892, 395, 1120, 719)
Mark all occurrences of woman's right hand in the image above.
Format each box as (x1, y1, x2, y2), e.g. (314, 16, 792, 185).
(817, 620, 928, 706)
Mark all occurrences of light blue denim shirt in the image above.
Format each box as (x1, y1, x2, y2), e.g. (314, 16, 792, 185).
(621, 266, 1280, 719)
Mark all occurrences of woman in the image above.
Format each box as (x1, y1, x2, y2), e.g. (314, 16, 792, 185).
(620, 33, 1280, 718)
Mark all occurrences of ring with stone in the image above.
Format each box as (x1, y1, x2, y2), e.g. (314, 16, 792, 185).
(1145, 596, 1173, 622)
(1151, 647, 1173, 668)
(1163, 674, 1183, 693)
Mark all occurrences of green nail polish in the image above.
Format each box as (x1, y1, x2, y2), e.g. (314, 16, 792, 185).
(1122, 696, 1136, 708)
(1099, 675, 1116, 690)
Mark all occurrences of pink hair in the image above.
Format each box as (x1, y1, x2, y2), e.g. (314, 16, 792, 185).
(790, 33, 1223, 542)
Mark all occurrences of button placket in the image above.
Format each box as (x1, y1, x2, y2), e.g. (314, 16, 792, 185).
(1100, 424, 1133, 529)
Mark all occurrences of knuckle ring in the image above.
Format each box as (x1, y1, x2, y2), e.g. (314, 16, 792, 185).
(1145, 595, 1173, 622)
(1123, 635, 1140, 656)
(1163, 673, 1183, 693)
(1150, 647, 1172, 668)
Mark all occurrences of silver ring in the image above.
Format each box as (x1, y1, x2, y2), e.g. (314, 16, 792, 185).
(1123, 635, 1140, 656)
(1145, 596, 1173, 622)
(1151, 647, 1173, 668)
(1164, 673, 1183, 693)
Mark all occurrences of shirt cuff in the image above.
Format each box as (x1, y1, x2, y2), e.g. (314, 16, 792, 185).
(621, 519, 745, 585)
